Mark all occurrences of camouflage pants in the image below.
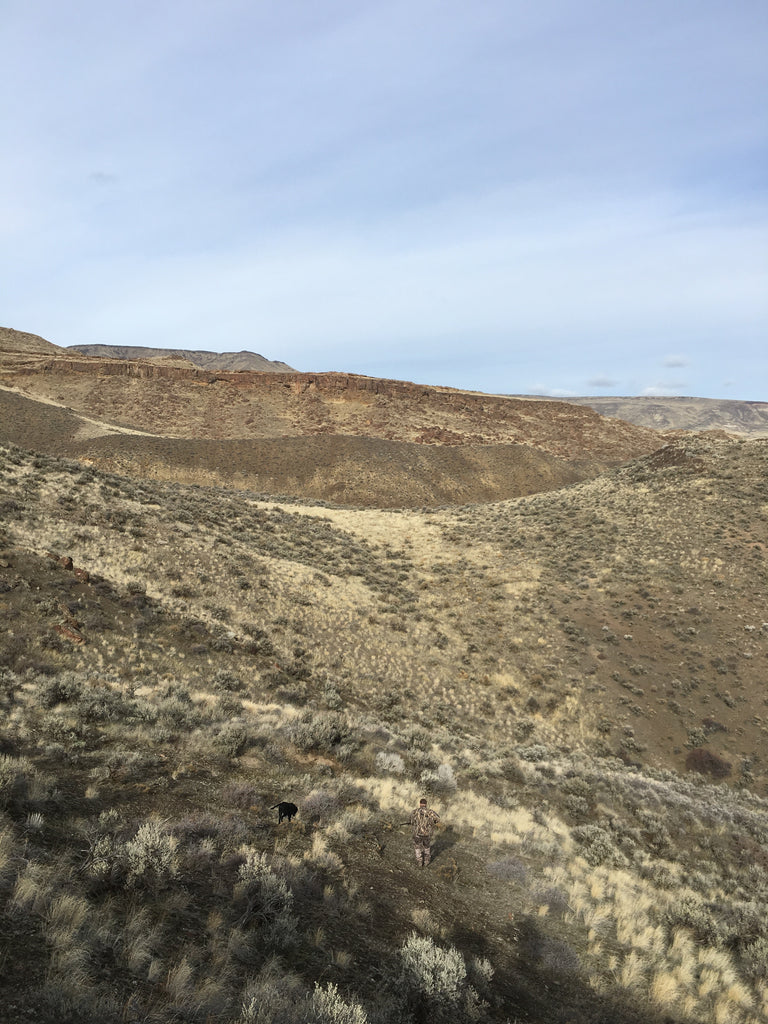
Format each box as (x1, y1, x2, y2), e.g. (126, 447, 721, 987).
(413, 835, 432, 866)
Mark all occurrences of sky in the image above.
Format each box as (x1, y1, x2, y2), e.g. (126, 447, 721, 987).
(2, 0, 767, 399)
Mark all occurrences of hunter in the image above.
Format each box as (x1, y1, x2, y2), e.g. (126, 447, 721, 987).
(409, 798, 440, 867)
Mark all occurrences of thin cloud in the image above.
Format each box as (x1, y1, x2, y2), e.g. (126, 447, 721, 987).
(89, 171, 118, 185)
(663, 355, 688, 368)
(530, 386, 578, 398)
(587, 377, 618, 388)
(641, 382, 686, 397)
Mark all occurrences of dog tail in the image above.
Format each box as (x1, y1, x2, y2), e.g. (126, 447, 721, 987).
(270, 804, 280, 809)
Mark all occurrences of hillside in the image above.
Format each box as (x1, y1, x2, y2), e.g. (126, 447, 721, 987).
(1, 434, 767, 1024)
(0, 387, 613, 508)
(0, 326, 64, 355)
(555, 396, 768, 438)
(0, 337, 664, 507)
(0, 354, 657, 453)
(1, 328, 767, 1023)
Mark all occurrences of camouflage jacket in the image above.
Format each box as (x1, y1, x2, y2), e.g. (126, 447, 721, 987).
(410, 807, 440, 839)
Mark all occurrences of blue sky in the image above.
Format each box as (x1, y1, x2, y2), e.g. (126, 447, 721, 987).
(2, 0, 766, 398)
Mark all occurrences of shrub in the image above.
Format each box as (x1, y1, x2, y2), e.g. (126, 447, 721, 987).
(518, 744, 550, 762)
(403, 725, 431, 751)
(290, 712, 349, 753)
(125, 821, 179, 890)
(420, 763, 457, 795)
(409, 749, 439, 772)
(236, 963, 308, 1024)
(213, 670, 244, 692)
(214, 723, 250, 758)
(309, 982, 368, 1024)
(564, 794, 590, 820)
(217, 694, 244, 717)
(243, 626, 275, 656)
(664, 892, 719, 944)
(78, 686, 137, 723)
(39, 676, 83, 708)
(399, 933, 473, 1021)
(571, 825, 625, 867)
(685, 728, 707, 749)
(375, 752, 405, 774)
(302, 789, 341, 823)
(157, 684, 200, 727)
(234, 848, 297, 950)
(743, 936, 768, 980)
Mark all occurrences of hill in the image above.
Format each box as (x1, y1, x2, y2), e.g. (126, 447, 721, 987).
(0, 433, 767, 1024)
(555, 396, 768, 438)
(0, 326, 64, 355)
(67, 343, 295, 373)
(0, 388, 599, 507)
(0, 344, 662, 507)
(0, 352, 658, 455)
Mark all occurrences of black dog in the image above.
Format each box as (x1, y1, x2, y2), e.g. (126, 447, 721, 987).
(271, 801, 298, 823)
